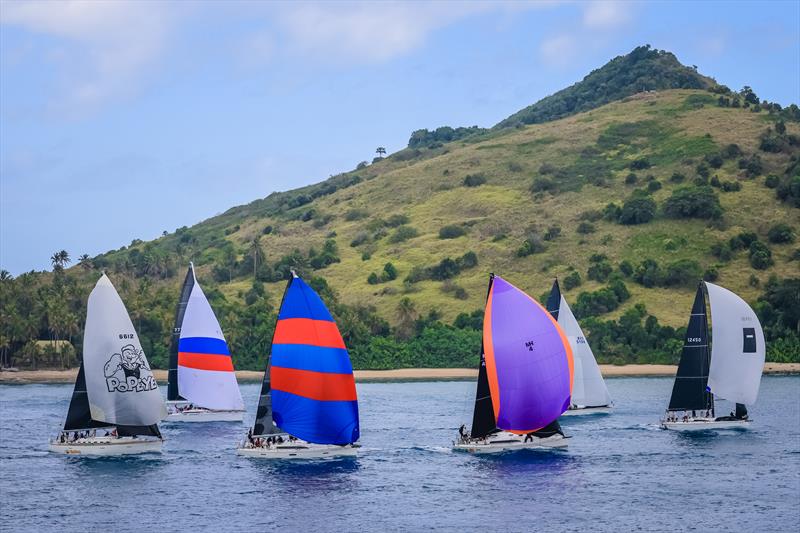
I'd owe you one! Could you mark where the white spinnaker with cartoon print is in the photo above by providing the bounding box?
[83,274,166,426]
[705,282,765,405]
[557,296,612,408]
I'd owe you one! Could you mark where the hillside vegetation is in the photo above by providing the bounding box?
[2,48,799,371]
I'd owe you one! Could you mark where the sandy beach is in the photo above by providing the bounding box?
[0,363,798,384]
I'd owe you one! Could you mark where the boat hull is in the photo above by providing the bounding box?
[236,442,358,459]
[453,431,568,454]
[165,401,244,422]
[661,418,751,431]
[48,436,163,456]
[562,405,612,416]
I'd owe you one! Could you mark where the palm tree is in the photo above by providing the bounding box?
[396,297,418,340]
[0,270,11,281]
[375,147,386,159]
[249,236,264,280]
[58,250,70,267]
[78,254,92,270]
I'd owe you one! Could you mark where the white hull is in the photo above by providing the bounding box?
[237,441,359,459]
[165,401,244,422]
[48,436,163,456]
[562,405,612,416]
[661,417,751,431]
[453,431,568,454]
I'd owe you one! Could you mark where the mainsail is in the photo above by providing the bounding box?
[482,275,573,432]
[253,274,359,445]
[167,265,195,401]
[667,285,713,412]
[705,282,765,405]
[546,280,611,408]
[81,274,166,432]
[175,264,244,411]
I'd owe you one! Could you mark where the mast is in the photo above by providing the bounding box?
[168,264,195,402]
[667,283,713,413]
[470,274,497,439]
[251,275,293,437]
[545,278,561,321]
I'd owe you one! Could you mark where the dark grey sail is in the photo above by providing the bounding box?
[545,279,561,321]
[63,362,161,438]
[167,264,195,402]
[530,419,565,438]
[251,277,292,437]
[470,275,497,439]
[64,363,114,431]
[668,284,713,413]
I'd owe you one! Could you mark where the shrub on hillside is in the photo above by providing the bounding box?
[345,208,369,221]
[439,225,467,239]
[544,226,561,241]
[663,186,723,219]
[563,271,582,290]
[767,223,796,244]
[386,214,410,227]
[388,226,419,243]
[749,242,774,270]
[618,194,656,225]
[587,261,613,282]
[577,221,596,234]
[625,173,638,185]
[647,180,663,192]
[463,173,487,187]
[630,158,651,170]
[765,175,780,188]
[531,177,557,193]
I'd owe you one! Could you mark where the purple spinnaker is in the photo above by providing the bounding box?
[486,276,572,432]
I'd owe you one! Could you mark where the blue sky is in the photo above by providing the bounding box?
[1,0,798,274]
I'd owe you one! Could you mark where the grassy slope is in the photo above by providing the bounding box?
[106,90,798,330]
[90,90,798,332]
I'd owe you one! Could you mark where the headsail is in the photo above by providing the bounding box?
[705,282,765,405]
[167,265,195,401]
[668,285,713,412]
[483,275,573,432]
[176,264,244,411]
[268,274,359,445]
[547,280,612,408]
[83,274,166,428]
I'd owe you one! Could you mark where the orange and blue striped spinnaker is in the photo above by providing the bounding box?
[269,277,359,445]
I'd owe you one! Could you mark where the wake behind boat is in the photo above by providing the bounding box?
[237,272,360,459]
[661,281,764,431]
[454,274,574,453]
[165,263,245,422]
[49,274,166,456]
[546,279,613,416]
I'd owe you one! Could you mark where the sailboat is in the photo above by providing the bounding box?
[237,272,359,459]
[546,279,613,415]
[49,274,167,455]
[454,274,574,453]
[165,263,245,422]
[661,281,765,431]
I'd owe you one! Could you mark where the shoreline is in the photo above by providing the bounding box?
[1,363,798,384]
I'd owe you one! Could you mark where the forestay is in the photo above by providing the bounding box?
[269,275,359,445]
[83,274,166,426]
[705,282,765,405]
[483,275,573,432]
[177,265,244,411]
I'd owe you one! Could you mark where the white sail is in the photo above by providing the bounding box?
[84,274,167,426]
[177,268,244,411]
[558,296,612,407]
[705,282,765,405]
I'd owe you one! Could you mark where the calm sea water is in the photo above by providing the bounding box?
[1,376,798,532]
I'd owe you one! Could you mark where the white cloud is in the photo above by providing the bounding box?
[1,0,171,113]
[583,1,631,30]
[538,34,578,67]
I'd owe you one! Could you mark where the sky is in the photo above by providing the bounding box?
[1,0,798,275]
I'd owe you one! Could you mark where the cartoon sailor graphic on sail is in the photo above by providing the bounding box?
[104,344,157,392]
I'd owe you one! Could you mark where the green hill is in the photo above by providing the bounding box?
[2,48,799,372]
